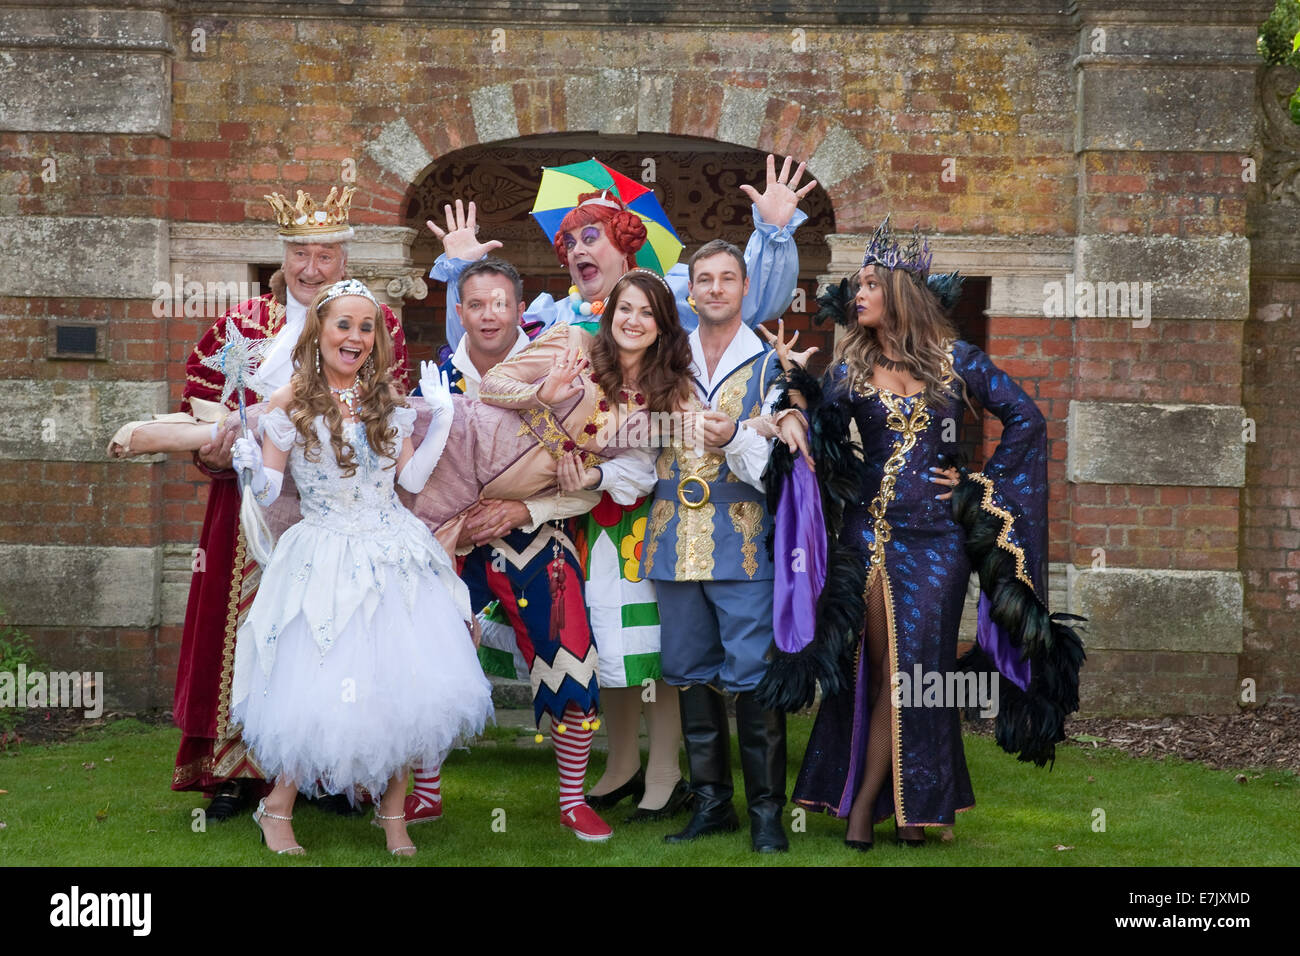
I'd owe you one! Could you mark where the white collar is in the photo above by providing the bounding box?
[285,289,308,325]
[452,326,530,385]
[253,290,310,392]
[689,323,764,400]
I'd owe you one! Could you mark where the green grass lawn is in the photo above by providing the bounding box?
[1,716,1296,866]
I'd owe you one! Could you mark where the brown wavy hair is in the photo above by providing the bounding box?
[289,288,403,475]
[552,190,647,271]
[589,270,692,413]
[833,265,969,411]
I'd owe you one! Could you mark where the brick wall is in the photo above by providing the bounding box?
[1242,275,1300,702]
[1,2,1289,715]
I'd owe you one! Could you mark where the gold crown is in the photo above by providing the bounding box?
[264,186,356,241]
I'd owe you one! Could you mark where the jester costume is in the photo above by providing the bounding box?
[436,330,602,727]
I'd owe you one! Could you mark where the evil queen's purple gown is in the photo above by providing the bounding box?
[780,340,1059,828]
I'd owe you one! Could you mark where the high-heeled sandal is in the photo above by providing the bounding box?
[895,824,925,847]
[374,810,417,857]
[252,798,305,856]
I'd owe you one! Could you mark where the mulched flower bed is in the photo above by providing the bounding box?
[967,701,1300,774]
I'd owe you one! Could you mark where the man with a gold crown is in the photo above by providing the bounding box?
[169,186,410,820]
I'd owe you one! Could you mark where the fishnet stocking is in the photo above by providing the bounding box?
[845,572,894,844]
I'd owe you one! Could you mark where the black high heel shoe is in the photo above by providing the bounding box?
[584,767,645,810]
[844,821,874,852]
[625,778,692,823]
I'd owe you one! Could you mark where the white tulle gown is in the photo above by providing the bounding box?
[231,404,494,803]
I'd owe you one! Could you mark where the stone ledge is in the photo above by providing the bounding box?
[0,544,161,629]
[824,234,1074,280]
[1073,235,1250,321]
[160,542,197,627]
[1076,61,1256,152]
[0,7,170,49]
[1067,400,1246,487]
[4,380,170,463]
[0,216,168,299]
[1068,567,1243,654]
[0,49,169,135]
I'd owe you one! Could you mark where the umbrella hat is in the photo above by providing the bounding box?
[531,157,683,275]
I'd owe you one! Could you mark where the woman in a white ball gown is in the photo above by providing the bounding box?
[229,278,493,857]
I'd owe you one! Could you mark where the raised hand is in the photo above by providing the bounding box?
[536,338,590,407]
[426,199,503,262]
[759,318,819,372]
[419,360,454,421]
[740,155,818,230]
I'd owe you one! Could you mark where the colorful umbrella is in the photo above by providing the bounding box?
[530,158,684,275]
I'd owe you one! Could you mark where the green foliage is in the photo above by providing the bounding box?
[0,604,44,734]
[1259,0,1300,124]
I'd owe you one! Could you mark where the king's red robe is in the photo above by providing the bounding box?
[170,285,409,793]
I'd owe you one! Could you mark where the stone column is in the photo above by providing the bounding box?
[0,3,173,711]
[1066,7,1258,714]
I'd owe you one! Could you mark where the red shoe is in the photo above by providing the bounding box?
[404,793,443,825]
[561,804,613,842]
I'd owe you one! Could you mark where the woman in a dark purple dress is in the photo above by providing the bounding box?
[758,219,1084,848]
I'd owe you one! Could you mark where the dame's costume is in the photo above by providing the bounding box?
[230,406,492,802]
[760,223,1084,830]
[171,188,410,798]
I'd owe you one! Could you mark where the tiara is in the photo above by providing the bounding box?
[622,267,672,292]
[861,215,932,275]
[318,278,380,311]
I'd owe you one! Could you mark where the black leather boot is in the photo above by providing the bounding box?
[735,691,789,853]
[664,685,739,843]
[206,779,252,822]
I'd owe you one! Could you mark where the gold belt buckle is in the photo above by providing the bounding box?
[677,475,710,509]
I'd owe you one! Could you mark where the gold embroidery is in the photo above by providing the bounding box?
[642,498,675,576]
[728,500,762,579]
[518,407,570,461]
[216,525,248,742]
[965,471,1037,593]
[857,342,956,568]
[478,378,542,404]
[716,362,753,420]
[876,566,909,827]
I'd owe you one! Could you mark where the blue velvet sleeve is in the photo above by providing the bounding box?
[953,340,1050,598]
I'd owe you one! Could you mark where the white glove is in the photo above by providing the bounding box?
[420,360,453,421]
[398,366,456,493]
[233,435,283,505]
[232,436,265,488]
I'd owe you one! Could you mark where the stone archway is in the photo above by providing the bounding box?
[390,134,838,361]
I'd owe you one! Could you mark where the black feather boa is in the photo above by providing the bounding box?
[951,472,1087,767]
[756,366,869,712]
